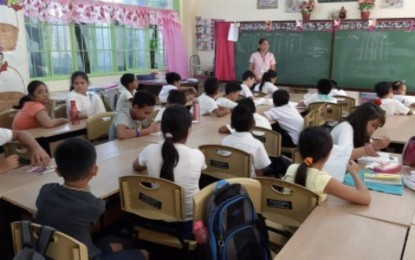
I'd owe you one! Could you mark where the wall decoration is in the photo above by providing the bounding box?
[257,0,278,9]
[196,16,215,51]
[286,0,302,12]
[318,0,354,2]
[381,0,404,8]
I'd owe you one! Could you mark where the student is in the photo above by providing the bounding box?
[158,72,197,103]
[240,70,255,98]
[331,102,390,160]
[215,82,242,109]
[218,98,271,134]
[300,79,337,108]
[133,105,206,238]
[374,81,412,116]
[253,70,278,96]
[264,89,303,147]
[198,77,230,117]
[392,80,415,108]
[154,90,186,122]
[12,81,68,130]
[35,139,148,260]
[116,73,139,112]
[284,127,371,205]
[221,105,271,177]
[108,90,159,140]
[330,80,347,96]
[0,128,50,174]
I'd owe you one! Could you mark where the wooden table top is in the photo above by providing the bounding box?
[374,115,415,144]
[276,207,408,260]
[25,120,87,139]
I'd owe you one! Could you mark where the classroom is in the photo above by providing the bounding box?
[1,0,415,259]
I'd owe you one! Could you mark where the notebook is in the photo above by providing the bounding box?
[343,170,403,196]
[323,145,352,182]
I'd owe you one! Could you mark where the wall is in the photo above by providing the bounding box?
[196,0,415,67]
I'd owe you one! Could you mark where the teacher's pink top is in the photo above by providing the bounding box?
[249,52,276,80]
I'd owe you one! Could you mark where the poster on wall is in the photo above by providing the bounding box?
[257,0,278,9]
[196,16,215,52]
[317,0,354,2]
[0,3,27,93]
[381,0,404,8]
[286,0,302,12]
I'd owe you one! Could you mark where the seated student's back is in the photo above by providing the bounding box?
[154,90,186,122]
[239,70,255,98]
[116,73,138,112]
[392,80,415,108]
[253,70,278,96]
[375,81,412,116]
[303,79,337,108]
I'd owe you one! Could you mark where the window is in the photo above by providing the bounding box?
[25,0,178,79]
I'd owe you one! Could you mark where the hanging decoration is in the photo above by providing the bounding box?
[265,20,272,32]
[368,19,377,31]
[296,20,303,32]
[332,19,341,31]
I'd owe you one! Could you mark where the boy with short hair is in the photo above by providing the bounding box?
[109,90,159,140]
[221,105,271,177]
[302,79,337,108]
[198,77,230,117]
[154,90,186,122]
[375,81,412,116]
[216,82,242,109]
[158,72,197,103]
[392,80,415,108]
[264,89,303,147]
[240,71,255,98]
[35,139,148,260]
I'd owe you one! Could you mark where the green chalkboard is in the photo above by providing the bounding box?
[235,30,332,85]
[332,29,415,91]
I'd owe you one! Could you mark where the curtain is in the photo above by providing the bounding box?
[214,22,235,81]
[160,14,189,78]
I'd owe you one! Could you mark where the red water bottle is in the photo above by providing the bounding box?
[69,100,80,125]
[192,99,200,122]
[193,220,208,244]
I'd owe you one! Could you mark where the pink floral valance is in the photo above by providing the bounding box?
[24,0,180,28]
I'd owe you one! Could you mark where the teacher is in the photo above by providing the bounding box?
[248,38,276,82]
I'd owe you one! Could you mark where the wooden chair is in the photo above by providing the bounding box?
[86,112,116,143]
[0,109,18,128]
[303,109,317,128]
[309,102,342,124]
[100,93,113,112]
[251,127,281,158]
[292,148,303,164]
[199,144,252,179]
[315,103,328,126]
[119,175,197,251]
[254,177,319,235]
[253,91,267,97]
[334,96,356,115]
[11,221,88,260]
[350,106,358,114]
[0,91,23,112]
[54,104,67,119]
[3,142,32,165]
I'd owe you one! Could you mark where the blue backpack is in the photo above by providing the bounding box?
[204,181,271,260]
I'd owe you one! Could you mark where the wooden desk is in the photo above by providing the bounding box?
[374,115,415,144]
[139,80,199,96]
[276,207,408,260]
[403,225,415,260]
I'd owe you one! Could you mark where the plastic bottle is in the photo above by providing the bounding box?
[192,99,200,122]
[69,100,80,125]
[193,220,208,244]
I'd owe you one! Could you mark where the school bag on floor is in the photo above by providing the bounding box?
[204,181,271,260]
[13,221,55,260]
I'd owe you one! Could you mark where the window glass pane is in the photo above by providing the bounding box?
[25,19,49,77]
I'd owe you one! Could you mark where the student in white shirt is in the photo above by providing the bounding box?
[218,98,271,134]
[285,127,370,205]
[264,90,303,147]
[154,90,186,122]
[216,82,241,109]
[331,102,390,160]
[330,80,347,96]
[199,77,230,117]
[116,73,138,112]
[374,81,412,116]
[133,105,206,238]
[253,70,278,96]
[0,128,50,174]
[300,79,337,108]
[221,105,271,177]
[392,80,415,108]
[66,71,106,119]
[240,71,255,98]
[158,72,197,103]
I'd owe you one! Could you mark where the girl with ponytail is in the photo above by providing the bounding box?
[12,81,68,130]
[284,127,371,205]
[133,105,206,237]
[253,70,278,96]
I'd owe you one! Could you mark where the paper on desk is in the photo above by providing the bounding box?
[227,23,239,42]
[254,98,265,106]
[357,152,397,165]
[323,145,352,182]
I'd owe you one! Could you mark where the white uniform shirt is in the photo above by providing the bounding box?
[264,104,304,145]
[66,91,106,117]
[240,84,254,98]
[393,95,415,108]
[199,93,218,116]
[226,113,272,134]
[253,82,278,96]
[380,98,410,116]
[330,89,347,96]
[0,128,13,145]
[331,121,354,148]
[303,93,337,107]
[158,85,178,103]
[154,107,165,122]
[116,88,136,112]
[138,143,206,220]
[221,132,271,177]
[216,97,237,109]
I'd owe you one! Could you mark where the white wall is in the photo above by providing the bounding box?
[196,0,415,67]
